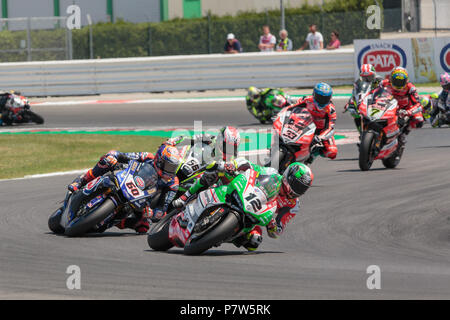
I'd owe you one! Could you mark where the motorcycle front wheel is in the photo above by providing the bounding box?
[147,209,179,251]
[359,131,376,171]
[64,198,116,237]
[183,212,240,256]
[25,110,44,124]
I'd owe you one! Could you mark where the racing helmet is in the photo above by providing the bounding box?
[257,168,283,202]
[419,96,430,109]
[281,162,314,198]
[313,82,333,109]
[390,67,409,90]
[247,86,261,101]
[360,64,376,82]
[271,94,287,108]
[440,72,450,91]
[215,126,241,161]
[154,144,182,180]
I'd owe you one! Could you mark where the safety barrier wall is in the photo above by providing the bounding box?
[0,49,355,97]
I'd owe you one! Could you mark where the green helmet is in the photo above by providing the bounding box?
[257,170,283,201]
[282,162,313,198]
[247,86,261,101]
[420,96,430,108]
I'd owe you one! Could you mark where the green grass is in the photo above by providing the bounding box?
[0,134,166,179]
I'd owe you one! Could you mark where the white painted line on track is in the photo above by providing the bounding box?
[31,96,349,106]
[0,169,89,183]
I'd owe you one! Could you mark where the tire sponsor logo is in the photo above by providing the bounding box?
[439,43,450,72]
[357,43,407,73]
[134,176,145,190]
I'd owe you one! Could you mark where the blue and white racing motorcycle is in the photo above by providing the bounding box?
[48,160,161,237]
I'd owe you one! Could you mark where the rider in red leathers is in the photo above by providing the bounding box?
[287,82,338,160]
[381,67,424,129]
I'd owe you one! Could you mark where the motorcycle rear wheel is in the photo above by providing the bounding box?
[183,212,239,256]
[382,152,401,169]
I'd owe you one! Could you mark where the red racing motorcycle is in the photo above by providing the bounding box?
[358,86,405,171]
[267,105,317,173]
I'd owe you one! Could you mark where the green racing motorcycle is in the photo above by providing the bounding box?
[147,167,280,255]
[246,87,295,124]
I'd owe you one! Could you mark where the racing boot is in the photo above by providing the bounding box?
[67,169,95,192]
[232,226,263,252]
[116,216,150,234]
[430,116,439,128]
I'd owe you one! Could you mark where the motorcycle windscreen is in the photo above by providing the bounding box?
[120,162,158,201]
[281,107,315,144]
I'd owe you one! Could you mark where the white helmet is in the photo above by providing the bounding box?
[215,126,241,161]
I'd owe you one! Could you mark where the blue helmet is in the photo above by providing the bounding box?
[313,82,332,108]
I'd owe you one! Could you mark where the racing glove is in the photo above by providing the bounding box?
[149,208,166,222]
[266,219,280,239]
[172,191,192,208]
[398,109,411,118]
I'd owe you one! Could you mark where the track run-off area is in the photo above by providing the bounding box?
[0,96,449,299]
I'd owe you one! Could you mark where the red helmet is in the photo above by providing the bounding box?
[360,64,376,82]
[215,126,241,161]
[154,145,181,181]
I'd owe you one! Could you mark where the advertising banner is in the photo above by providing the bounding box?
[354,37,450,83]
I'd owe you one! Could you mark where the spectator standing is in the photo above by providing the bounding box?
[297,24,323,51]
[276,29,293,51]
[258,25,276,52]
[224,33,242,54]
[326,30,341,50]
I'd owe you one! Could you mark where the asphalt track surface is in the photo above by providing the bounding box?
[1,100,450,299]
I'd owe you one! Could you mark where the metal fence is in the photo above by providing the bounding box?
[0,16,72,62]
[0,3,448,63]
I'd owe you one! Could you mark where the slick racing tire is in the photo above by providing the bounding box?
[48,208,65,234]
[382,152,401,169]
[26,111,44,124]
[183,212,240,256]
[359,131,376,171]
[64,198,116,237]
[147,209,179,251]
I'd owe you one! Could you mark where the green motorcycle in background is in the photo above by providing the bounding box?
[246,87,295,124]
[147,167,280,255]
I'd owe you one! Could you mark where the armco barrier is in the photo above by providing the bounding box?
[0,49,354,97]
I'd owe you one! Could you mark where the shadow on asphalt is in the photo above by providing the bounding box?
[332,158,359,161]
[419,145,450,149]
[45,231,143,238]
[336,167,404,173]
[144,249,284,256]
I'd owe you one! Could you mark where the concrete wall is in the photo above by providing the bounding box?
[3,0,161,26]
[420,0,450,29]
[167,0,321,19]
[114,0,160,23]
